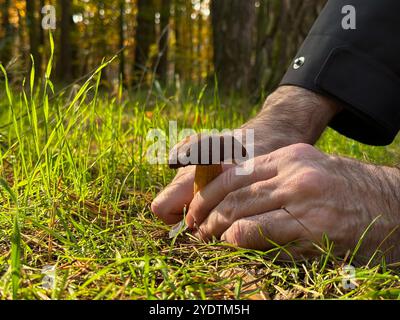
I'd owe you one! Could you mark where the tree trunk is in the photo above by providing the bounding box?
[26,0,41,71]
[0,0,13,65]
[98,0,107,60]
[197,0,203,84]
[173,0,183,80]
[185,0,193,81]
[134,0,156,84]
[211,0,256,93]
[57,0,72,81]
[39,0,46,74]
[252,0,327,95]
[119,0,125,84]
[156,0,171,84]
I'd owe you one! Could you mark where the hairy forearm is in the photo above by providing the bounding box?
[366,164,400,262]
[242,86,342,156]
[331,156,400,263]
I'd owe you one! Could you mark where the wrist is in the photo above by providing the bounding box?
[242,86,342,156]
[266,86,342,139]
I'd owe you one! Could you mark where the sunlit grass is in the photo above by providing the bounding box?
[0,45,400,299]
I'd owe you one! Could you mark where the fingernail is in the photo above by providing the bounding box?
[186,213,194,228]
[221,232,227,242]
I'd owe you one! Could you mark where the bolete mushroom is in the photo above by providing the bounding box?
[169,134,248,194]
[167,133,247,238]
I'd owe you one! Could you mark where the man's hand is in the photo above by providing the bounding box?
[152,86,341,225]
[187,144,400,262]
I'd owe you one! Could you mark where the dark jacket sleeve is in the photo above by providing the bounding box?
[280,0,400,145]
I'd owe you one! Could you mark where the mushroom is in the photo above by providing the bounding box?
[167,133,247,238]
[169,134,248,194]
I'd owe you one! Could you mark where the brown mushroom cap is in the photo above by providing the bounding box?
[168,134,248,169]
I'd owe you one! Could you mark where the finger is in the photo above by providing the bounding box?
[152,163,235,225]
[195,178,284,240]
[220,209,306,251]
[187,155,278,228]
[151,166,195,225]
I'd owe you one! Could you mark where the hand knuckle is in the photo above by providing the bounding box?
[294,169,323,192]
[257,154,273,166]
[219,197,235,220]
[287,143,315,160]
[225,190,240,203]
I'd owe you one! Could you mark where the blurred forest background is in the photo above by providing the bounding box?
[0,0,326,97]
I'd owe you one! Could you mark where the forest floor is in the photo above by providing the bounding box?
[1,61,400,299]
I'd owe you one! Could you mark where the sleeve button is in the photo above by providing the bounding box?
[293,57,305,70]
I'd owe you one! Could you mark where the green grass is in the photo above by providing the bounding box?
[0,53,400,300]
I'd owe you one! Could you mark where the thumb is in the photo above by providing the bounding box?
[151,166,195,225]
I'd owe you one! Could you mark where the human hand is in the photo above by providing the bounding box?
[187,144,400,262]
[152,86,341,225]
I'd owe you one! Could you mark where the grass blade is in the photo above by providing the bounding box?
[0,178,21,299]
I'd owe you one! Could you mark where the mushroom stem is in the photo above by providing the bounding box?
[194,164,223,194]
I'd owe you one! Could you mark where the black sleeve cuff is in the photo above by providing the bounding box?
[280,36,400,146]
